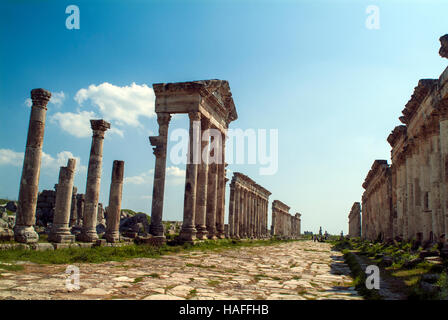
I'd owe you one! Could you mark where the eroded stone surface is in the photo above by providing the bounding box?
[0,241,362,300]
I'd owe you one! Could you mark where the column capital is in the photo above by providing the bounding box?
[157,112,172,126]
[31,88,51,106]
[90,119,111,131]
[188,111,201,121]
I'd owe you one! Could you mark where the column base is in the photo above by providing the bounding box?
[195,226,208,240]
[149,224,164,237]
[76,230,98,243]
[105,232,121,243]
[48,233,75,243]
[14,226,39,243]
[179,227,197,243]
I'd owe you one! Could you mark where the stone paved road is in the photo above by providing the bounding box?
[0,240,362,300]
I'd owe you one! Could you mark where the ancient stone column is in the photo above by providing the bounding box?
[69,187,78,227]
[49,159,77,243]
[149,113,171,238]
[228,182,235,238]
[216,134,227,239]
[247,191,252,238]
[76,194,85,226]
[234,186,240,239]
[195,118,210,240]
[179,112,201,242]
[78,119,110,242]
[430,134,442,239]
[256,195,260,238]
[206,129,220,239]
[440,117,448,244]
[405,149,414,240]
[243,189,249,238]
[14,88,51,243]
[105,160,124,243]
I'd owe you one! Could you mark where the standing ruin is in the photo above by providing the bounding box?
[358,35,448,244]
[49,159,77,243]
[271,200,301,239]
[105,160,125,243]
[149,80,237,243]
[78,119,110,242]
[14,88,51,243]
[348,202,361,238]
[228,172,271,239]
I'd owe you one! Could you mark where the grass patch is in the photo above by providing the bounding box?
[342,251,382,300]
[0,263,24,272]
[186,289,197,299]
[333,238,448,300]
[0,238,298,265]
[207,280,220,287]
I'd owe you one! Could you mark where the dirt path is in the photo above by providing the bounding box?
[0,240,362,300]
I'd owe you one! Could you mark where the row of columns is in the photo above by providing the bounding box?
[228,172,271,239]
[149,112,228,242]
[271,200,301,239]
[13,88,125,243]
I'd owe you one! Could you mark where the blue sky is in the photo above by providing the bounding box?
[0,0,447,234]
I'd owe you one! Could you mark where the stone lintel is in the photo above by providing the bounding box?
[362,160,389,190]
[272,200,290,213]
[400,79,437,125]
[387,125,407,147]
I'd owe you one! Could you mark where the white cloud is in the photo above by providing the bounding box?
[0,149,24,166]
[24,91,65,108]
[41,151,87,175]
[124,166,185,186]
[74,82,156,128]
[0,148,86,175]
[49,91,65,107]
[24,98,32,108]
[50,110,96,138]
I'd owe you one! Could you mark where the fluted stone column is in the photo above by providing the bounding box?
[105,160,124,243]
[49,159,77,243]
[78,119,110,242]
[14,88,51,243]
[69,187,78,227]
[195,118,210,240]
[149,113,172,238]
[179,112,201,242]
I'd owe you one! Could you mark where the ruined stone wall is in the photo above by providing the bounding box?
[360,35,448,244]
[361,160,393,241]
[271,200,300,239]
[348,202,361,238]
